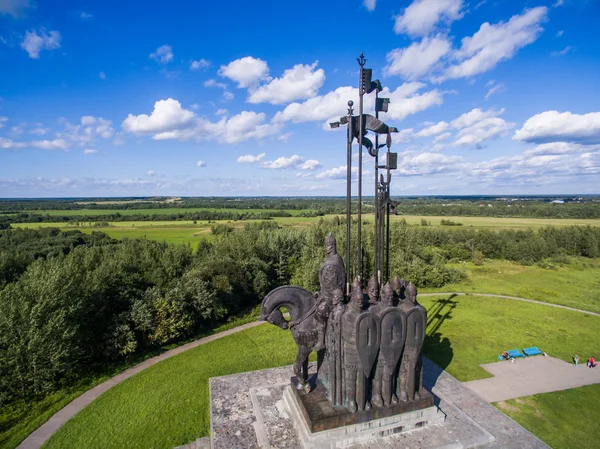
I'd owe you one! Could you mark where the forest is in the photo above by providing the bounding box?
[1,218,599,409]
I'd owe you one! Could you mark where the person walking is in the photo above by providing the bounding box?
[575,355,579,367]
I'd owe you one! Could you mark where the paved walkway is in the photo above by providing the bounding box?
[420,292,600,317]
[17,320,264,449]
[464,356,600,403]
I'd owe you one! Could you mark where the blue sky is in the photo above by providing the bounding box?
[1,0,599,197]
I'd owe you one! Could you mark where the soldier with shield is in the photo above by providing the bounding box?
[371,282,405,407]
[397,282,427,402]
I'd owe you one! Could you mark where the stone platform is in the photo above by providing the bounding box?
[209,358,550,448]
[289,376,436,433]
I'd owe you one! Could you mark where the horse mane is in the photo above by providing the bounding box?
[260,285,315,322]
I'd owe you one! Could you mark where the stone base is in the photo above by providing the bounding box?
[284,385,445,448]
[290,376,435,433]
[209,359,550,449]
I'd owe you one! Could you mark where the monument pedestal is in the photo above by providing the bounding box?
[208,360,550,449]
[284,382,445,448]
[289,376,436,432]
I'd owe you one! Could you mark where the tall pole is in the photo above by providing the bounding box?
[385,142,392,282]
[357,53,366,281]
[374,90,379,284]
[346,100,353,295]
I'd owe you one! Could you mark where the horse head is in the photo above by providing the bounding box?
[264,308,289,330]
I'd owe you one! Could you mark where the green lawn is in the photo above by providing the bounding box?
[495,385,600,449]
[42,294,600,449]
[424,258,600,313]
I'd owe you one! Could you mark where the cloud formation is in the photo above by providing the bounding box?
[149,45,173,64]
[385,36,451,80]
[218,56,269,89]
[394,0,464,37]
[514,111,600,145]
[248,61,325,104]
[21,29,61,58]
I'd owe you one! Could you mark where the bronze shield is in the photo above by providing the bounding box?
[380,308,406,369]
[356,312,380,377]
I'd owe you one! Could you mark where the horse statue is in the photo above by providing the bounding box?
[259,285,326,392]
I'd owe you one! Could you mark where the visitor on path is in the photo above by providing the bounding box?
[587,356,597,368]
[574,355,579,366]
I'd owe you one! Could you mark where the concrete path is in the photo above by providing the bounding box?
[464,356,600,403]
[17,320,264,449]
[420,292,600,317]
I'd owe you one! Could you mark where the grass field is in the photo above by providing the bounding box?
[495,385,600,449]
[11,214,600,251]
[42,294,600,449]
[424,258,600,313]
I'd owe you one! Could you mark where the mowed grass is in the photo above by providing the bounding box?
[43,295,600,449]
[43,324,300,449]
[495,385,600,449]
[424,258,600,313]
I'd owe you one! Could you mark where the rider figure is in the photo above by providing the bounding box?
[314,233,345,351]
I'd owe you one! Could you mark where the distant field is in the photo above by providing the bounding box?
[11,214,600,250]
[15,208,317,216]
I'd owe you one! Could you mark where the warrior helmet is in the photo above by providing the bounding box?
[350,277,363,307]
[406,282,418,303]
[324,233,337,248]
[382,282,394,305]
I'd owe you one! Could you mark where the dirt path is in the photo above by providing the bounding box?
[16,321,264,449]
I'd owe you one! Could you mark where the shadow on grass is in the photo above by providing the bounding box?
[423,294,457,396]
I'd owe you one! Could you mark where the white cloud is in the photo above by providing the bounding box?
[84,149,98,154]
[147,170,157,177]
[80,12,93,19]
[0,0,31,17]
[453,117,513,147]
[216,108,227,116]
[555,30,564,37]
[397,151,462,176]
[99,72,106,79]
[190,59,210,70]
[524,142,593,157]
[485,82,506,100]
[274,82,443,124]
[299,159,321,170]
[31,139,70,150]
[149,45,173,64]
[451,108,504,129]
[29,127,49,135]
[237,153,266,163]
[317,166,357,180]
[414,121,449,137]
[393,0,464,37]
[385,36,451,80]
[21,29,61,59]
[248,61,325,104]
[433,132,451,143]
[364,0,376,11]
[551,46,573,56]
[441,7,548,80]
[259,155,321,170]
[0,116,7,128]
[122,98,196,134]
[553,0,564,7]
[123,100,282,144]
[218,56,269,89]
[514,110,600,145]
[196,160,206,167]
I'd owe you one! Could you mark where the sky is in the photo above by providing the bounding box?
[0,0,599,198]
